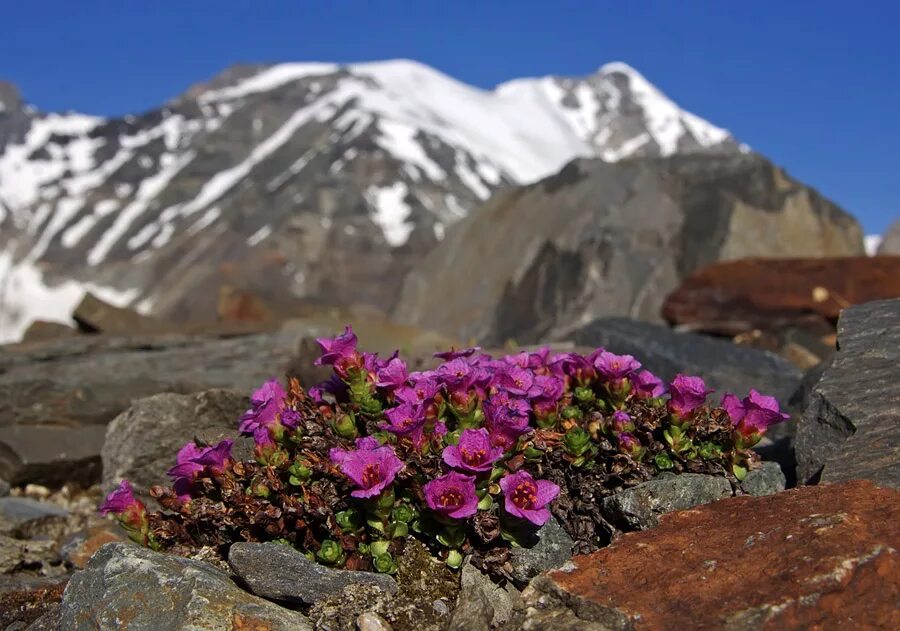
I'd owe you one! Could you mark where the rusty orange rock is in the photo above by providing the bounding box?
[661,256,900,335]
[524,480,900,630]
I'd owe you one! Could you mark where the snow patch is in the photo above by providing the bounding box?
[864,234,883,256]
[366,182,414,247]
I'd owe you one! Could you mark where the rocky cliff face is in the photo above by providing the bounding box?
[0,61,739,343]
[394,152,864,343]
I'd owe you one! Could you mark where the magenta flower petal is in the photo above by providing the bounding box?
[335,445,404,498]
[593,351,642,382]
[633,370,665,398]
[442,428,504,473]
[500,471,559,526]
[667,374,713,417]
[239,378,287,437]
[424,471,478,519]
[720,393,746,424]
[99,480,143,516]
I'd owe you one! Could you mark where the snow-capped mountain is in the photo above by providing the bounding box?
[0,60,739,342]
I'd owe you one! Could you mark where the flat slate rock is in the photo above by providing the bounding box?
[572,317,801,403]
[795,298,900,487]
[523,480,900,630]
[228,541,398,606]
[58,542,311,630]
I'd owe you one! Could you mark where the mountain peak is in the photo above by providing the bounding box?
[0,81,22,113]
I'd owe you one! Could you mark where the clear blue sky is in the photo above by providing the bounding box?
[2,1,897,234]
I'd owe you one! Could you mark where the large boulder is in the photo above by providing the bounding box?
[395,153,864,344]
[795,298,900,487]
[571,317,801,403]
[56,542,311,630]
[661,256,900,335]
[522,480,900,630]
[101,389,252,498]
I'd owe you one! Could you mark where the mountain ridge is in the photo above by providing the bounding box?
[0,59,742,342]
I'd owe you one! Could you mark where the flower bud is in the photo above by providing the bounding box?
[288,460,312,481]
[373,552,397,574]
[336,509,363,532]
[332,413,359,440]
[654,453,674,471]
[445,550,464,569]
[391,504,415,524]
[561,406,582,421]
[574,386,595,403]
[316,540,345,565]
[564,427,591,457]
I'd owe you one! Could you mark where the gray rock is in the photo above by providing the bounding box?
[449,559,523,631]
[0,330,302,488]
[228,541,398,606]
[508,518,575,586]
[572,318,801,404]
[58,542,310,630]
[740,462,786,496]
[395,153,863,344]
[795,298,900,487]
[600,473,732,530]
[25,605,61,631]
[101,389,252,499]
[0,535,59,574]
[0,498,68,529]
[0,478,9,497]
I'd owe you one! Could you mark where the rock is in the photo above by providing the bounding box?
[523,480,900,630]
[59,526,124,569]
[0,478,9,497]
[0,426,106,488]
[395,153,864,344]
[739,461,785,496]
[571,317,801,403]
[356,611,394,631]
[101,389,252,499]
[21,321,77,343]
[0,575,68,629]
[217,285,271,323]
[877,220,900,254]
[0,330,302,488]
[58,542,311,630]
[508,518,575,586]
[25,604,60,631]
[661,256,900,336]
[228,541,398,606]
[0,535,59,574]
[599,473,732,531]
[448,559,523,631]
[0,498,68,530]
[795,298,900,487]
[72,293,166,335]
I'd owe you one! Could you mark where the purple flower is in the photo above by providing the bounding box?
[99,480,142,516]
[331,444,404,498]
[380,402,426,437]
[593,351,642,382]
[239,379,287,437]
[617,432,640,452]
[667,374,713,417]
[532,374,565,402]
[728,390,789,436]
[375,357,409,391]
[499,471,559,526]
[633,370,666,399]
[611,410,634,432]
[434,346,481,361]
[437,358,475,390]
[484,391,531,448]
[720,393,745,423]
[424,472,478,519]
[395,374,439,405]
[280,408,301,430]
[314,325,359,367]
[329,436,383,466]
[443,428,504,473]
[497,365,535,397]
[167,439,233,499]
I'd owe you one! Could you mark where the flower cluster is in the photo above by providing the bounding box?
[100,326,787,577]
